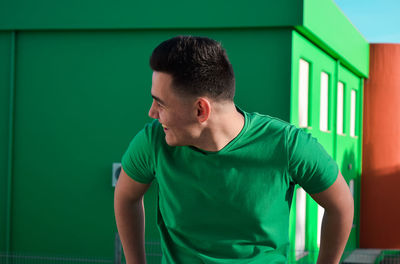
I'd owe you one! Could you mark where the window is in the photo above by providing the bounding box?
[320,72,329,132]
[295,187,307,258]
[317,205,324,247]
[337,82,344,134]
[299,59,310,128]
[350,90,356,137]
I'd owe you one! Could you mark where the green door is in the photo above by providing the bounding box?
[290,31,364,262]
[336,64,363,252]
[290,30,344,263]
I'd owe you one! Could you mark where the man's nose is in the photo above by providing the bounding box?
[148,102,159,119]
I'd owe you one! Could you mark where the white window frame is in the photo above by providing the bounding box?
[320,72,329,132]
[298,59,310,128]
[337,82,344,135]
[350,90,357,137]
[317,205,325,248]
[295,187,307,259]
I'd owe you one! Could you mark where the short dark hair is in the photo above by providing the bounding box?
[150,35,235,101]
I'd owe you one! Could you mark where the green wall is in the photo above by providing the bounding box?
[0,0,368,78]
[0,0,302,30]
[0,29,293,261]
[10,30,154,258]
[0,32,12,253]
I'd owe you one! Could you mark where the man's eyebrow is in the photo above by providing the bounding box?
[152,95,166,106]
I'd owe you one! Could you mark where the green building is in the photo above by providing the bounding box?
[0,0,368,263]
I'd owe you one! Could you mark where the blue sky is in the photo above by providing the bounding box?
[333,0,400,43]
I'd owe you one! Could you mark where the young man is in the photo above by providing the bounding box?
[114,36,354,264]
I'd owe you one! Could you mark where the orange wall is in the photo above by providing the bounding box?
[361,44,400,248]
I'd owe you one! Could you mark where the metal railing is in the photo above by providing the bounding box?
[1,249,398,264]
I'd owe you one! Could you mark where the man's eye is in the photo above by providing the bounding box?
[153,99,162,108]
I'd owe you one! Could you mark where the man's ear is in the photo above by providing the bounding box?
[196,98,211,123]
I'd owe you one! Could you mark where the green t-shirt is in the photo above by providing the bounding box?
[122,110,338,264]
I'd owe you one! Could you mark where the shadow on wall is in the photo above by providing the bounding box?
[340,149,357,183]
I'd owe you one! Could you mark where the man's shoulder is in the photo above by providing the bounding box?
[126,119,164,151]
[140,119,164,139]
[144,119,162,130]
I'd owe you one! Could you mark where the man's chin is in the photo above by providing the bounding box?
[165,141,177,147]
[164,137,186,147]
[164,136,177,146]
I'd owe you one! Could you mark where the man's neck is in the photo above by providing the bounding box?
[193,104,245,152]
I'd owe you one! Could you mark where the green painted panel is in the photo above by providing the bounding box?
[9,29,293,261]
[301,0,369,77]
[0,31,11,252]
[11,31,157,258]
[0,0,302,30]
[224,29,293,121]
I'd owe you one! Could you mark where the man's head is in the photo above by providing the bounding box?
[149,35,235,101]
[148,36,237,148]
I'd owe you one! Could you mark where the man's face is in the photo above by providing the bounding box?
[148,71,199,146]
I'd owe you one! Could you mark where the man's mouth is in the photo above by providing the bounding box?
[161,124,168,131]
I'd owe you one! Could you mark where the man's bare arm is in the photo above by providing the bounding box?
[114,168,151,264]
[310,171,354,264]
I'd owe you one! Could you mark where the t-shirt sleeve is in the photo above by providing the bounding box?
[286,126,338,194]
[121,125,155,184]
